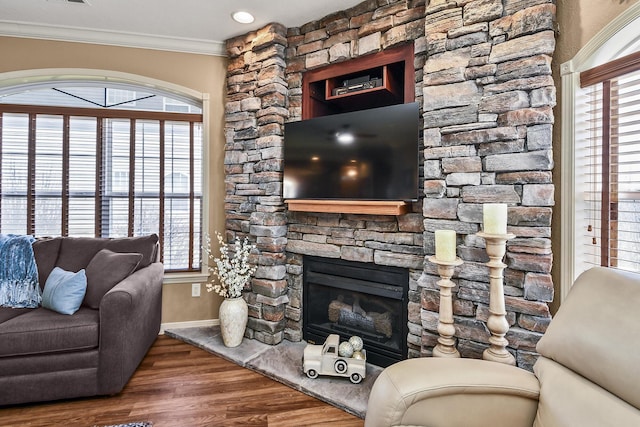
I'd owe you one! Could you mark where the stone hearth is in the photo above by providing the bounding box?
[224,0,555,370]
[165,326,381,419]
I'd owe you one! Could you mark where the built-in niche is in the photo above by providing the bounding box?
[302,44,414,119]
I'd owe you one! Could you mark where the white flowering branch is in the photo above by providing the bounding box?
[204,232,257,299]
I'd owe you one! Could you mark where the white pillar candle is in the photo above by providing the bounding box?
[435,230,457,262]
[483,203,508,235]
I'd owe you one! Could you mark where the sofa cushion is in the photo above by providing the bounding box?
[55,234,158,273]
[533,356,640,427]
[0,348,99,376]
[0,306,32,324]
[84,249,142,309]
[32,237,63,289]
[102,235,158,269]
[0,307,99,357]
[42,267,87,315]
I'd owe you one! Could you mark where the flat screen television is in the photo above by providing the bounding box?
[283,102,419,201]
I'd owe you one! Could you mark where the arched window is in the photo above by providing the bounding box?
[0,71,207,273]
[561,3,640,298]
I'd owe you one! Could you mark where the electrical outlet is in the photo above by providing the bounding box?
[191,283,201,297]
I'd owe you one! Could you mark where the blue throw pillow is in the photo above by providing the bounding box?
[42,267,87,315]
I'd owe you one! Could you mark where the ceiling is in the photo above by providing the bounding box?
[0,0,363,56]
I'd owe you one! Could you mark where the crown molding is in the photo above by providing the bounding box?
[0,20,226,57]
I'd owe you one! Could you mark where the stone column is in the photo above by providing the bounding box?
[225,24,290,345]
[420,1,557,369]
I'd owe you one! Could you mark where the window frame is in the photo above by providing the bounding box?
[0,69,211,283]
[561,3,640,300]
[578,59,640,272]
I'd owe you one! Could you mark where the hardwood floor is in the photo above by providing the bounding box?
[0,336,364,427]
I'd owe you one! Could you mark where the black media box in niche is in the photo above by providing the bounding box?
[332,76,383,96]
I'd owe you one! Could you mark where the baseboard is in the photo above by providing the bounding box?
[159,319,219,335]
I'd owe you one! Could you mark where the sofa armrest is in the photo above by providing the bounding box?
[364,358,540,427]
[97,261,164,394]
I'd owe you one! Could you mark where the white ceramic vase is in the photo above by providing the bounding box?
[219,296,248,347]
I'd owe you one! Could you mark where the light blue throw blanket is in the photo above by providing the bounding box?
[0,234,41,308]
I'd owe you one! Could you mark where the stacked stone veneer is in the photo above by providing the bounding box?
[224,0,556,370]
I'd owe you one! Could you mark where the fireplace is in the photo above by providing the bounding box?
[303,256,408,367]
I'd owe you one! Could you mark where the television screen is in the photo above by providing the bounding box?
[283,102,419,201]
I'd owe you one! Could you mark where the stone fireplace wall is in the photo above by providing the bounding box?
[224,0,556,370]
[283,0,428,355]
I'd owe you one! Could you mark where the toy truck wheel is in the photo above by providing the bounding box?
[334,359,348,374]
[306,369,318,379]
[350,373,362,384]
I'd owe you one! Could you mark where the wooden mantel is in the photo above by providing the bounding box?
[285,200,410,215]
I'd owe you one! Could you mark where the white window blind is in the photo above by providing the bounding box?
[68,116,98,236]
[578,58,640,273]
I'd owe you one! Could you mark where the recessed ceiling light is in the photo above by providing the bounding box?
[232,11,255,24]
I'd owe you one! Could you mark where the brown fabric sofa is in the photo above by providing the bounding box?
[0,235,163,406]
[365,267,640,427]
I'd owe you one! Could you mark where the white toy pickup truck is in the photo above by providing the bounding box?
[302,334,366,384]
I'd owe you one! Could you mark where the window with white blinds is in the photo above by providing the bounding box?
[577,51,640,273]
[0,105,203,272]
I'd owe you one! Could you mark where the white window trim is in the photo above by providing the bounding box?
[0,68,211,283]
[561,3,640,301]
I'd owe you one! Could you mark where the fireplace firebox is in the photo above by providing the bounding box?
[303,256,408,367]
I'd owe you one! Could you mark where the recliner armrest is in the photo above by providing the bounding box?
[365,358,540,427]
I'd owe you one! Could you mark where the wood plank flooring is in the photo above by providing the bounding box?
[0,336,364,427]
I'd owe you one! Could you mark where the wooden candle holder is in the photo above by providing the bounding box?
[476,231,516,365]
[428,256,464,358]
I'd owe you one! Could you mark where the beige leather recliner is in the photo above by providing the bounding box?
[365,267,640,427]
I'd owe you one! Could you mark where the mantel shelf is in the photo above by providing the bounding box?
[285,200,410,215]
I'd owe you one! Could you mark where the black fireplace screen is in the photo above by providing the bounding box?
[303,256,408,367]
